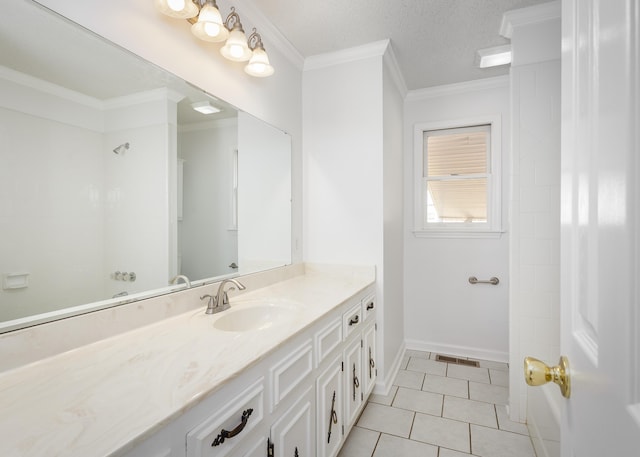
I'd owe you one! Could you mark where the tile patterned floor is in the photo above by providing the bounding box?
[338,350,536,457]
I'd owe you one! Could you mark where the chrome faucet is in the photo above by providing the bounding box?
[201,278,246,314]
[170,274,191,289]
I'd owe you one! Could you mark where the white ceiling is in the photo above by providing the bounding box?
[245,0,549,90]
[1,0,549,108]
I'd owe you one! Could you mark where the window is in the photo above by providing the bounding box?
[414,117,502,238]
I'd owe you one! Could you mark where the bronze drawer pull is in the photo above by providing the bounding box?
[349,315,359,326]
[366,302,374,310]
[211,408,253,446]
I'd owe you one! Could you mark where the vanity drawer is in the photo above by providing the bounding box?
[343,302,362,340]
[187,378,264,457]
[270,340,312,412]
[362,294,376,322]
[315,318,342,366]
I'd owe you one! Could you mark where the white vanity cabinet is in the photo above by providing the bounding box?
[269,387,313,457]
[121,286,375,457]
[315,292,378,456]
[316,354,344,457]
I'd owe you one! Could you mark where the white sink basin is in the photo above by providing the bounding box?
[213,302,298,332]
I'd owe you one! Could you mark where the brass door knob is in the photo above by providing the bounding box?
[523,356,571,398]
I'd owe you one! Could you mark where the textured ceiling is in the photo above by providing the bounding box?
[246,0,549,89]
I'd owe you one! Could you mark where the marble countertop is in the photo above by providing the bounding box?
[0,264,375,457]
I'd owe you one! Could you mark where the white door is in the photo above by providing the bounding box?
[561,0,639,455]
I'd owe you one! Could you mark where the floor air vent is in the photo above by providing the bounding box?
[435,354,480,367]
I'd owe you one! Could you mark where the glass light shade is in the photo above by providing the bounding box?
[245,48,274,77]
[220,28,252,62]
[191,3,229,42]
[153,0,198,19]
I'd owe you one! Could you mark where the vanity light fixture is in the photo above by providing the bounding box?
[154,0,274,76]
[219,8,251,62]
[245,29,274,77]
[191,0,228,42]
[153,0,198,19]
[476,44,512,68]
[191,100,221,114]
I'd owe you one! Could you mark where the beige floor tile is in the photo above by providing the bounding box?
[489,369,509,387]
[368,385,398,406]
[356,403,414,438]
[373,433,438,457]
[338,426,379,457]
[443,396,497,428]
[470,425,536,457]
[343,356,530,457]
[392,387,443,416]
[410,413,471,453]
[474,359,509,371]
[469,381,508,405]
[495,405,529,435]
[400,355,409,370]
[406,357,448,376]
[447,364,491,383]
[405,349,431,359]
[422,374,469,398]
[393,369,425,389]
[439,449,477,457]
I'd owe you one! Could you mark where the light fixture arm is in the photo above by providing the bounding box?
[224,7,243,32]
[247,28,264,51]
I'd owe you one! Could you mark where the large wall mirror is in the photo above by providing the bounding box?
[0,0,292,332]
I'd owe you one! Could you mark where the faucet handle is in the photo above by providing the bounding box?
[201,294,218,314]
[221,289,235,305]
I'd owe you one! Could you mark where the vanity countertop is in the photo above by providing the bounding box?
[0,264,375,457]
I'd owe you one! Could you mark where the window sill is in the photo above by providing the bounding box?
[412,229,504,239]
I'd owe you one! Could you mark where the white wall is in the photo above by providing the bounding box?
[403,78,511,362]
[0,73,177,319]
[36,0,304,266]
[238,111,292,273]
[303,41,405,392]
[102,92,178,298]
[0,103,104,320]
[504,4,561,455]
[179,119,238,279]
[381,57,406,386]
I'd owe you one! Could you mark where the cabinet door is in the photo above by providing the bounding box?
[270,387,313,457]
[362,322,377,397]
[316,355,343,457]
[343,337,363,429]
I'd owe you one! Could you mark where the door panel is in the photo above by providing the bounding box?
[561,0,640,455]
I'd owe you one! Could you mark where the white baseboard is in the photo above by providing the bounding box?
[405,339,508,363]
[372,340,406,396]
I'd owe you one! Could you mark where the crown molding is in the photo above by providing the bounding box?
[0,64,102,109]
[383,41,408,97]
[406,75,509,101]
[500,1,561,39]
[234,0,305,70]
[303,39,390,71]
[102,88,185,109]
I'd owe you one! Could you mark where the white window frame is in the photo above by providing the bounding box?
[413,115,503,239]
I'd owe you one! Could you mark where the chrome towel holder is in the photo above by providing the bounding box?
[468,276,499,285]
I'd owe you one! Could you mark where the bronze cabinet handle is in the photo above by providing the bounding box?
[349,315,359,326]
[211,408,253,446]
[369,347,375,378]
[353,363,360,400]
[328,390,338,443]
[366,302,374,310]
